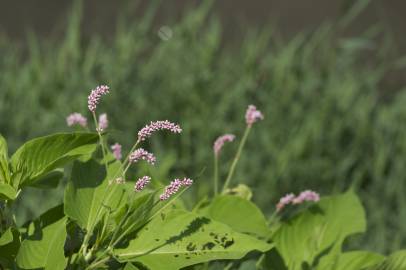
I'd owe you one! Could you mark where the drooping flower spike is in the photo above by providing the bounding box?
[292,190,320,204]
[276,190,320,212]
[213,134,236,157]
[111,143,122,160]
[138,120,182,141]
[98,113,108,132]
[245,105,264,126]
[88,85,110,112]
[134,176,151,192]
[66,113,87,128]
[129,148,156,165]
[159,178,193,200]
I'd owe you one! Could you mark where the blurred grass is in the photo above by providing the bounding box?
[0,0,406,253]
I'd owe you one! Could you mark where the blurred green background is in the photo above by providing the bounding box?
[1,0,406,254]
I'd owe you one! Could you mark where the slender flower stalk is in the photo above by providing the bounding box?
[66,113,87,128]
[134,176,151,192]
[129,148,156,165]
[222,105,263,193]
[97,113,108,132]
[111,143,122,160]
[213,134,235,195]
[138,120,182,141]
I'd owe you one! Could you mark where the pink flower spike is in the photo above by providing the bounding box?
[97,113,108,132]
[111,143,122,160]
[138,120,182,141]
[66,113,87,128]
[213,134,235,156]
[129,148,156,165]
[159,177,193,201]
[292,190,320,205]
[276,193,295,212]
[134,176,151,192]
[245,105,264,126]
[88,85,110,112]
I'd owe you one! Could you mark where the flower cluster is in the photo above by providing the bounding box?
[111,143,122,160]
[88,85,110,112]
[129,148,156,165]
[159,178,193,200]
[276,190,320,212]
[66,113,87,128]
[138,120,182,141]
[213,134,235,156]
[134,176,151,192]
[97,113,108,132]
[245,105,264,126]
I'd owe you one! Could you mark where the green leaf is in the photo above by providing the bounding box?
[124,263,140,270]
[0,134,11,184]
[114,210,272,269]
[0,228,13,246]
[0,183,17,200]
[16,217,67,270]
[10,132,99,187]
[64,159,126,232]
[30,169,64,189]
[0,228,20,268]
[272,191,366,270]
[199,195,271,239]
[366,250,406,270]
[317,251,385,270]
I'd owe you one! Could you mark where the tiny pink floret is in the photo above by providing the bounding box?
[292,190,320,204]
[88,85,110,112]
[245,105,264,126]
[134,176,151,192]
[159,178,193,200]
[213,134,235,156]
[111,143,122,160]
[129,148,156,165]
[138,120,182,141]
[276,193,295,212]
[66,113,87,128]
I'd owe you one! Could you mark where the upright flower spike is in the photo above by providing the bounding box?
[213,134,236,157]
[159,177,193,200]
[292,190,320,204]
[134,176,151,192]
[129,148,156,165]
[245,105,264,126]
[98,113,108,131]
[66,113,87,128]
[276,193,295,212]
[88,85,110,112]
[138,120,182,141]
[111,143,122,160]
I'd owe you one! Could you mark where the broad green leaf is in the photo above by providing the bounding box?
[317,251,385,270]
[366,250,406,270]
[272,191,366,270]
[0,228,13,246]
[257,248,288,270]
[0,183,17,200]
[0,228,20,267]
[199,195,271,239]
[16,217,67,270]
[114,210,272,269]
[10,132,99,187]
[30,169,64,189]
[124,263,140,270]
[0,134,10,184]
[64,159,126,232]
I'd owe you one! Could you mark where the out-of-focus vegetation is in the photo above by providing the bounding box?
[0,0,405,254]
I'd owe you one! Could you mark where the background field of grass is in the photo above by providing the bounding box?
[0,1,405,254]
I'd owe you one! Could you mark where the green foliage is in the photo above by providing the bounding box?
[114,210,272,269]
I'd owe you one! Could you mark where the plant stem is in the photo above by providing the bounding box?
[86,257,110,270]
[213,154,219,196]
[222,125,251,193]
